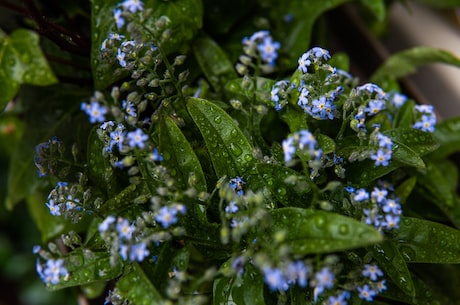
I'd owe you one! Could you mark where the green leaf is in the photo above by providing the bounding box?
[257,163,311,207]
[392,99,415,129]
[0,29,57,111]
[316,134,336,155]
[371,47,460,84]
[382,128,439,157]
[116,262,163,303]
[47,249,122,291]
[429,116,460,159]
[413,160,454,207]
[213,262,264,305]
[268,208,382,254]
[186,97,255,178]
[192,34,237,94]
[395,176,417,204]
[159,116,206,192]
[359,0,386,21]
[370,241,415,297]
[91,0,203,89]
[101,182,150,214]
[269,0,352,68]
[87,127,121,198]
[394,217,460,263]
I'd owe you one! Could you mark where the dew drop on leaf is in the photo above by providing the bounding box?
[399,245,417,262]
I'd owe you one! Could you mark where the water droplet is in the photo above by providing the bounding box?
[399,245,416,262]
[314,215,326,228]
[402,218,412,226]
[267,179,273,186]
[229,143,242,156]
[277,188,286,196]
[163,151,171,161]
[230,129,238,137]
[338,224,349,234]
[244,154,253,162]
[214,116,222,124]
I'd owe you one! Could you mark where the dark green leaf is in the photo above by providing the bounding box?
[359,0,386,21]
[101,182,150,214]
[392,100,415,129]
[186,97,255,178]
[0,29,57,111]
[256,163,311,207]
[371,47,460,84]
[394,217,460,263]
[316,134,336,155]
[395,176,417,204]
[269,208,382,254]
[116,262,163,303]
[413,160,455,207]
[213,262,264,305]
[280,106,308,133]
[159,116,206,192]
[429,116,460,159]
[193,34,237,93]
[47,248,122,291]
[370,241,415,297]
[87,127,121,198]
[382,128,439,157]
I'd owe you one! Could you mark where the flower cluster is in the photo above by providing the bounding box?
[413,104,436,132]
[358,264,386,302]
[270,80,293,111]
[370,127,394,167]
[99,216,151,262]
[297,47,332,74]
[113,0,144,29]
[36,258,69,285]
[348,181,402,231]
[237,30,280,74]
[45,181,84,219]
[34,136,63,177]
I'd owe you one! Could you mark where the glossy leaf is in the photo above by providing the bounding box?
[394,176,417,204]
[370,241,415,297]
[87,127,121,198]
[91,0,203,89]
[159,116,206,192]
[394,217,460,263]
[257,163,311,207]
[213,262,264,305]
[382,128,439,157]
[186,97,255,178]
[268,208,383,254]
[116,262,163,303]
[47,248,122,291]
[0,29,57,111]
[371,47,460,84]
[413,160,455,207]
[392,99,415,129]
[101,182,150,214]
[429,116,460,159]
[193,34,237,93]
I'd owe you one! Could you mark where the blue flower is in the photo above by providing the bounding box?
[263,267,288,291]
[82,101,108,123]
[377,133,393,150]
[311,96,335,120]
[40,259,68,285]
[117,48,127,67]
[297,130,317,151]
[362,264,383,281]
[297,87,310,110]
[257,37,280,66]
[114,8,125,29]
[116,218,135,239]
[155,206,179,228]
[414,104,434,114]
[376,279,387,293]
[310,47,331,61]
[109,125,126,150]
[121,0,144,13]
[130,242,150,262]
[229,176,245,195]
[127,128,148,148]
[122,100,137,117]
[382,198,401,214]
[382,214,400,229]
[285,261,308,287]
[390,92,407,108]
[413,114,436,132]
[298,52,311,73]
[354,189,369,202]
[371,187,388,204]
[365,99,385,116]
[119,244,129,260]
[313,267,335,301]
[99,215,116,232]
[357,284,377,302]
[46,199,61,216]
[225,201,239,213]
[151,148,164,161]
[282,137,296,162]
[371,149,392,166]
[357,83,386,99]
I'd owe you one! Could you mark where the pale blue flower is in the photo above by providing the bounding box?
[371,149,392,166]
[156,206,179,228]
[127,128,148,148]
[362,264,383,281]
[121,0,144,13]
[357,284,377,302]
[114,8,125,28]
[130,242,150,262]
[263,267,288,291]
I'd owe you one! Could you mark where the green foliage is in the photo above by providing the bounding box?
[0,29,57,110]
[2,0,460,304]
